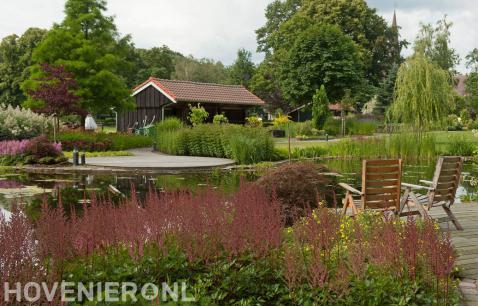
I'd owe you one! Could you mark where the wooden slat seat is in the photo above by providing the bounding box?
[340,159,416,217]
[402,156,464,230]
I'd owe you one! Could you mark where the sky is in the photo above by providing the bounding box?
[0,0,477,73]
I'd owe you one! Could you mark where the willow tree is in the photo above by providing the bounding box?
[389,54,453,130]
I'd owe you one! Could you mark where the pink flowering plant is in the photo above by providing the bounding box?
[0,136,64,165]
[0,183,460,304]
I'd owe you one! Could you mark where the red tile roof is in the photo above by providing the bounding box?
[328,103,355,112]
[133,77,265,106]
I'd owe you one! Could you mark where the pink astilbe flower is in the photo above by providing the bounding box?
[0,139,29,156]
[0,204,40,302]
[34,182,285,264]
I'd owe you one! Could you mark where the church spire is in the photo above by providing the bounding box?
[392,10,397,30]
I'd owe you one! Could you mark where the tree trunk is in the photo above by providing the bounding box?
[80,114,86,131]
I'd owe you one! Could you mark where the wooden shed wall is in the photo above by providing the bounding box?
[117,86,171,132]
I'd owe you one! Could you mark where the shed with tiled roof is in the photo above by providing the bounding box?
[118,77,266,132]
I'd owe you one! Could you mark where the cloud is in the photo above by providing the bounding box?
[1,0,476,72]
[0,0,270,65]
[369,1,478,72]
[368,0,477,12]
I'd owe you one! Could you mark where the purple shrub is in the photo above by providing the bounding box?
[24,136,62,158]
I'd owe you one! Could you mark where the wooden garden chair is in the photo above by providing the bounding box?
[401,156,464,231]
[339,159,416,217]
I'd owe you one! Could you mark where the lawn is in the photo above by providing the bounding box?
[430,130,476,143]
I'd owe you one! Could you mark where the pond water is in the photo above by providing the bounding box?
[1,159,477,218]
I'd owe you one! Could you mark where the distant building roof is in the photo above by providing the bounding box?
[328,103,355,112]
[454,75,468,96]
[132,77,265,106]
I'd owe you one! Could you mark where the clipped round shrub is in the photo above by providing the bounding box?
[256,162,333,221]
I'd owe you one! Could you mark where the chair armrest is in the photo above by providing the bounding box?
[419,180,433,185]
[338,183,362,195]
[402,182,434,191]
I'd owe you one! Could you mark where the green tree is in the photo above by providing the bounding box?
[466,48,478,72]
[256,0,302,54]
[465,72,478,114]
[250,57,291,112]
[257,0,405,87]
[340,90,354,136]
[0,28,47,106]
[227,49,256,87]
[134,46,176,83]
[173,55,228,84]
[279,23,364,105]
[376,63,399,112]
[389,54,453,130]
[311,85,329,129]
[23,0,135,124]
[414,17,460,72]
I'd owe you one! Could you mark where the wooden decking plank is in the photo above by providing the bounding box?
[428,202,478,305]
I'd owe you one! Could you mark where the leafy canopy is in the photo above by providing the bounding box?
[23,63,84,118]
[227,49,256,88]
[0,28,47,106]
[414,17,460,72]
[279,23,364,105]
[389,54,453,130]
[252,0,403,111]
[23,0,135,116]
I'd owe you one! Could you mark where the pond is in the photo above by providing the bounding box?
[1,159,477,219]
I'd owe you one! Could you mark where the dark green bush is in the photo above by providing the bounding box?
[324,118,378,136]
[346,120,378,135]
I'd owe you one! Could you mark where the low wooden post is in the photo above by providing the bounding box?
[288,121,291,164]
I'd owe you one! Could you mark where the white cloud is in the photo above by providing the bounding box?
[373,1,478,73]
[0,0,270,65]
[1,0,477,72]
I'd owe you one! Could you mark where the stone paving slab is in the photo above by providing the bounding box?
[79,148,236,170]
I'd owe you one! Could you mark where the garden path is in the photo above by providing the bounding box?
[79,148,236,170]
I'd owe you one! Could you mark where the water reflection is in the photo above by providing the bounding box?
[0,159,476,216]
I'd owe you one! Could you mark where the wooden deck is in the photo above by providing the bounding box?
[429,202,478,305]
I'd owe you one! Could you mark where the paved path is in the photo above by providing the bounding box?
[81,148,235,170]
[429,202,478,305]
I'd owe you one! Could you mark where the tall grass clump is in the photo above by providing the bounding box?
[443,136,476,156]
[327,133,438,161]
[155,123,275,164]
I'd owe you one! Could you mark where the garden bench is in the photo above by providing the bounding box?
[401,156,464,230]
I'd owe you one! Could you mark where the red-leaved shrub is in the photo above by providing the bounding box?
[24,135,62,158]
[256,162,333,221]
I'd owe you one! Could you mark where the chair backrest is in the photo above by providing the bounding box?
[429,156,463,206]
[361,159,402,211]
